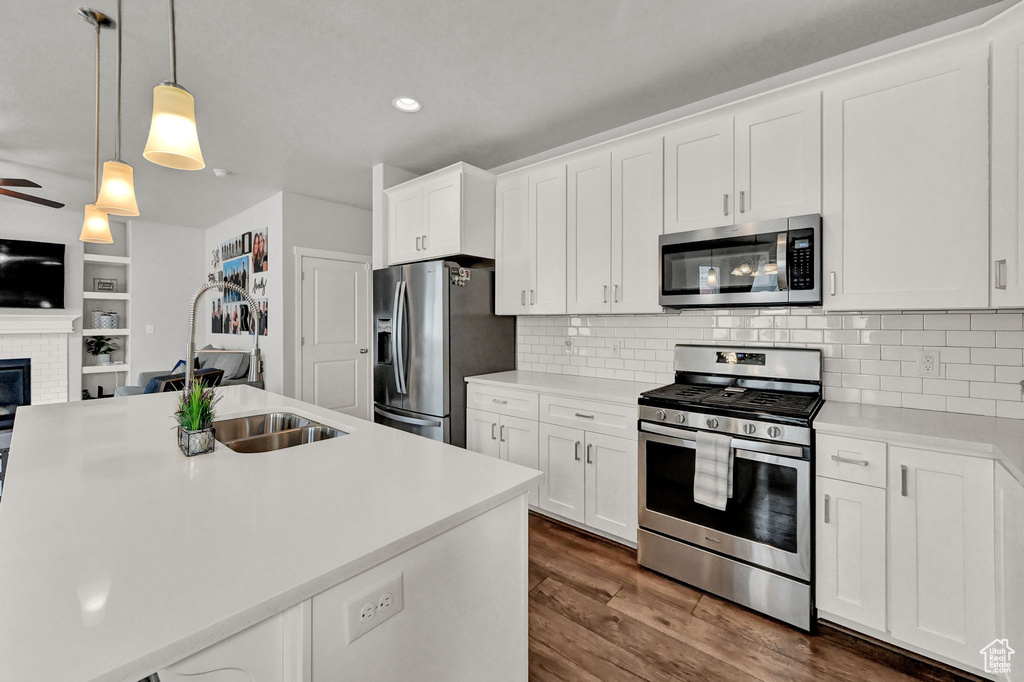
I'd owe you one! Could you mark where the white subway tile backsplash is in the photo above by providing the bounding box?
[516,308,1024,421]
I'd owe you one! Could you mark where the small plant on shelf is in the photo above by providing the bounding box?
[85,336,118,365]
[174,379,221,456]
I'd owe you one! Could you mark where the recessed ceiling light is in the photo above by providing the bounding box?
[392,97,421,113]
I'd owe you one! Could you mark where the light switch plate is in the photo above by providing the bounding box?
[344,572,404,644]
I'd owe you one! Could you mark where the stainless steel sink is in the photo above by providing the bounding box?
[214,413,346,453]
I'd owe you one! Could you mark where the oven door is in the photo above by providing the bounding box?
[660,219,789,307]
[638,423,811,581]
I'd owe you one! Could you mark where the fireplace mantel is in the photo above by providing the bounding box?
[0,314,79,335]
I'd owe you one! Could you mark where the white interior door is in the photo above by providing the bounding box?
[300,255,370,419]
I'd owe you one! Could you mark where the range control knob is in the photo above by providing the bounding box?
[675,413,686,424]
[767,426,783,439]
[743,423,756,435]
[655,410,667,421]
[706,417,719,429]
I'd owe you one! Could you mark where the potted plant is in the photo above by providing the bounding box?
[174,380,221,456]
[85,335,118,365]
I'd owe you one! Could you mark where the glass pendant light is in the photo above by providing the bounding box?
[143,0,205,170]
[96,0,139,216]
[79,9,114,244]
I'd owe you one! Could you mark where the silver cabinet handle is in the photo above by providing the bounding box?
[415,236,421,251]
[602,285,608,303]
[500,425,506,442]
[530,289,536,305]
[491,423,497,440]
[996,259,1008,290]
[831,454,869,467]
[830,271,836,297]
[574,412,594,419]
[521,290,526,306]
[739,190,745,213]
[900,464,908,497]
[586,443,593,464]
[574,440,581,461]
[824,494,830,524]
[723,193,729,216]
[492,399,508,405]
[613,284,619,302]
[422,235,428,249]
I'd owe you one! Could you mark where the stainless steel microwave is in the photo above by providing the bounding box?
[659,214,821,308]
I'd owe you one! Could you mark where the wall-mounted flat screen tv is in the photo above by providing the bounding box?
[0,238,65,309]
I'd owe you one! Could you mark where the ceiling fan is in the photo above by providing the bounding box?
[0,179,65,209]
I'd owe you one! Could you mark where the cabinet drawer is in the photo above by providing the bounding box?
[539,394,637,440]
[466,383,538,420]
[816,434,887,488]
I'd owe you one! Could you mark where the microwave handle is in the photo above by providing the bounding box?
[776,233,789,291]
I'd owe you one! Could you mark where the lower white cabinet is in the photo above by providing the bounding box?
[539,423,638,542]
[888,446,995,669]
[815,477,887,632]
[996,463,1024,667]
[466,408,540,506]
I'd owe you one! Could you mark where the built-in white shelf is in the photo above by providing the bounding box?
[82,365,130,375]
[83,254,130,265]
[82,329,130,336]
[83,292,130,301]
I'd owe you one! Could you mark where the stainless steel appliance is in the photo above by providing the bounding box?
[659,214,821,308]
[373,261,515,447]
[637,344,823,630]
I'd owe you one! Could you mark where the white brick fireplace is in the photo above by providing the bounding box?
[0,315,78,406]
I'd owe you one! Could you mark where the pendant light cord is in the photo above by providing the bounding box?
[93,21,101,200]
[115,0,122,162]
[168,0,177,84]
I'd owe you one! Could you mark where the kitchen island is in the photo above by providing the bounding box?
[0,386,540,682]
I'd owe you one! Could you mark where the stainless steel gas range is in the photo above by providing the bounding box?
[637,344,823,630]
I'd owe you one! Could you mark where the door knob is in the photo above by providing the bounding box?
[359,348,368,354]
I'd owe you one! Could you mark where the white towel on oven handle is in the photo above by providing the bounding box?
[693,431,734,511]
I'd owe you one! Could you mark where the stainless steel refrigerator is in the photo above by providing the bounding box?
[373,260,515,447]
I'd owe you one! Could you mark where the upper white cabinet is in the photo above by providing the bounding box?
[888,446,995,668]
[991,13,1024,307]
[822,41,990,311]
[386,162,496,266]
[494,164,567,315]
[664,92,821,233]
[567,153,612,313]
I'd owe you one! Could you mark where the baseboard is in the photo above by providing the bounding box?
[527,508,637,550]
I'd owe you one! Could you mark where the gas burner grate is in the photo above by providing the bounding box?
[641,384,723,402]
[641,383,820,419]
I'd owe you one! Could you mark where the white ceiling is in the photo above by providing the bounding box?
[0,0,1008,228]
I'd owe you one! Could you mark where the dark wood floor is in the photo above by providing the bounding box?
[527,513,984,682]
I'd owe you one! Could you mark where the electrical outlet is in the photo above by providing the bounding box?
[563,337,573,355]
[345,572,404,644]
[610,339,622,358]
[917,350,940,377]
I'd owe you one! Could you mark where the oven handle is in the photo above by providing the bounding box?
[639,422,807,460]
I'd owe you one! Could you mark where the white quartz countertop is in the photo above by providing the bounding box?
[466,370,660,405]
[816,401,1024,483]
[0,387,540,682]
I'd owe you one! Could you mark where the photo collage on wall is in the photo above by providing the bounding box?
[210,227,269,336]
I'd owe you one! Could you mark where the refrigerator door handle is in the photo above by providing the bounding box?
[391,280,403,393]
[394,280,408,394]
[374,405,441,428]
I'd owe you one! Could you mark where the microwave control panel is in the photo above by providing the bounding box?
[788,231,815,291]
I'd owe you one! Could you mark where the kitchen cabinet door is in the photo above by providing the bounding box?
[420,171,462,259]
[822,41,989,311]
[734,91,821,223]
[495,173,530,315]
[465,408,501,459]
[567,153,612,314]
[991,14,1024,307]
[500,414,540,507]
[995,464,1024,655]
[387,183,424,266]
[815,477,886,632]
[528,164,567,315]
[664,116,734,233]
[583,432,638,543]
[538,423,585,523]
[611,136,664,314]
[889,446,995,667]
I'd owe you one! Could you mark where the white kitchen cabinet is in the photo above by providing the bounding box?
[991,13,1024,307]
[611,135,664,314]
[385,162,495,266]
[465,408,539,506]
[664,117,734,233]
[494,164,567,315]
[995,464,1024,661]
[734,92,821,223]
[583,431,638,543]
[822,41,989,311]
[567,153,612,313]
[539,423,586,523]
[889,445,995,668]
[815,477,887,632]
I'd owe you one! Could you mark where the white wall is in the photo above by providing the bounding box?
[129,219,206,376]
